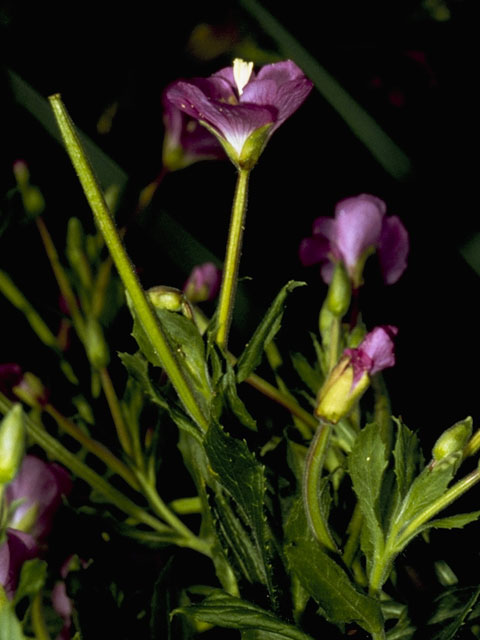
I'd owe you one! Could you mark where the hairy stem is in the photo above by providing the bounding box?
[216,168,250,351]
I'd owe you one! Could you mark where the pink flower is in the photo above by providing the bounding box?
[165,59,312,168]
[0,529,37,599]
[183,262,222,303]
[316,326,398,423]
[299,194,409,289]
[6,455,72,543]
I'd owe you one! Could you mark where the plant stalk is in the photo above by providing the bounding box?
[216,168,250,351]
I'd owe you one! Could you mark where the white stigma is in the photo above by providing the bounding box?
[233,58,254,96]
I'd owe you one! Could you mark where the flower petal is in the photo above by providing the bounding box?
[334,195,386,274]
[166,82,275,155]
[359,325,398,375]
[378,216,410,285]
[299,235,331,267]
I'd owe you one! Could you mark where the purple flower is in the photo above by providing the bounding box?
[316,325,398,423]
[183,262,222,303]
[0,529,37,599]
[299,194,409,288]
[6,455,72,543]
[344,325,398,386]
[162,90,225,171]
[165,58,313,168]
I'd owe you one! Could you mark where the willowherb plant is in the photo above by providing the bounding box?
[1,56,480,640]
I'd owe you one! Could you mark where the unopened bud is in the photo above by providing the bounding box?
[432,417,472,462]
[326,262,351,317]
[0,404,25,484]
[12,372,49,408]
[147,286,193,319]
[315,355,369,423]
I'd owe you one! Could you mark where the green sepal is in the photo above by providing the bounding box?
[238,122,274,170]
[236,281,306,383]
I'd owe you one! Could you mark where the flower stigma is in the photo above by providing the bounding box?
[233,58,254,96]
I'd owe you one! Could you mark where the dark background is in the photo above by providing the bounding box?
[1,0,478,448]
[2,1,480,635]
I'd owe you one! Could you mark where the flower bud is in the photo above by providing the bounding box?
[147,286,193,319]
[12,372,49,408]
[183,263,221,303]
[432,417,472,463]
[315,356,369,423]
[325,262,351,317]
[0,404,25,485]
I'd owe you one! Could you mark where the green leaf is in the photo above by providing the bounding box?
[127,295,211,424]
[13,558,47,604]
[348,422,388,571]
[0,606,25,640]
[392,418,422,501]
[204,422,273,593]
[119,351,203,443]
[284,499,383,635]
[427,585,480,640]
[419,510,480,533]
[209,490,267,584]
[119,351,168,409]
[391,455,457,545]
[173,589,313,640]
[236,281,306,383]
[290,352,323,396]
[221,365,257,431]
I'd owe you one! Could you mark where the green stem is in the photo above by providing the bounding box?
[195,305,316,433]
[31,592,51,640]
[302,420,338,551]
[44,403,140,491]
[396,467,480,549]
[135,472,210,556]
[35,216,86,341]
[0,394,168,535]
[49,94,208,432]
[216,168,250,351]
[246,373,317,433]
[98,366,133,457]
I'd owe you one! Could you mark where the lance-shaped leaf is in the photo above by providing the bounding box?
[348,422,388,572]
[173,589,313,640]
[392,417,423,501]
[236,281,306,382]
[427,585,480,640]
[284,499,383,635]
[204,422,274,595]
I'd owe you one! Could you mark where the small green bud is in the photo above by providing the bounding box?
[147,286,193,319]
[432,417,473,462]
[0,404,25,484]
[148,286,184,311]
[85,318,110,369]
[326,262,351,317]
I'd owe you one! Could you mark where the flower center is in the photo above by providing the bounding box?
[233,58,254,96]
